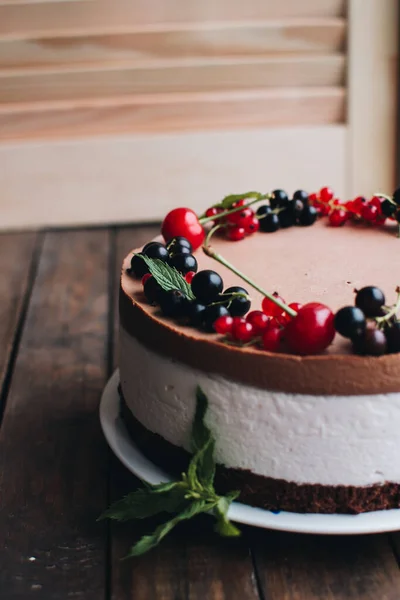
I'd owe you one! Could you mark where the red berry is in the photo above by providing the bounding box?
[246,310,271,334]
[285,302,335,355]
[262,326,283,352]
[232,318,254,343]
[185,271,196,283]
[370,196,383,215]
[244,216,260,234]
[205,207,219,218]
[227,226,246,241]
[318,202,331,216]
[262,293,286,317]
[319,187,334,203]
[329,209,347,227]
[309,193,318,204]
[232,199,247,207]
[277,302,303,326]
[352,196,367,214]
[361,203,378,222]
[162,207,205,251]
[214,315,234,335]
[227,207,254,226]
[141,273,152,286]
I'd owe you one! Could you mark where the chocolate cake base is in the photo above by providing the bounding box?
[120,389,400,514]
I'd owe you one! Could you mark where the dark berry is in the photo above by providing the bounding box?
[222,286,251,317]
[393,188,400,205]
[169,245,192,256]
[270,189,289,209]
[298,205,318,226]
[381,199,396,217]
[355,286,385,317]
[202,305,230,333]
[352,328,387,356]
[256,205,271,218]
[169,253,198,274]
[130,254,148,278]
[278,202,296,228]
[260,213,280,233]
[159,289,188,317]
[167,236,193,254]
[385,321,400,353]
[334,306,366,339]
[143,242,169,262]
[191,270,223,304]
[293,190,309,203]
[142,241,157,253]
[396,210,400,223]
[144,276,162,304]
[187,301,207,326]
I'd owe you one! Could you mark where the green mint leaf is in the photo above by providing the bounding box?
[136,255,195,300]
[214,496,241,537]
[126,499,216,557]
[219,191,262,210]
[99,484,185,521]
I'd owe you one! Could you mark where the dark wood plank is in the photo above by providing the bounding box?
[111,225,260,600]
[0,229,110,600]
[0,231,40,396]
[252,530,400,599]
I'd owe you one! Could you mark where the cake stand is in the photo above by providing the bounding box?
[100,371,400,535]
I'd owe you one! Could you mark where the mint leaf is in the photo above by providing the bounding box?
[214,496,241,537]
[136,255,195,300]
[99,485,185,521]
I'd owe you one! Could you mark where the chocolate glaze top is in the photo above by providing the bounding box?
[120,219,400,395]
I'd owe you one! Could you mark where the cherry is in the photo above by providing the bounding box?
[329,209,347,227]
[231,318,254,343]
[244,216,260,234]
[227,226,246,241]
[246,310,271,334]
[214,315,234,335]
[262,326,283,352]
[361,203,378,222]
[285,302,335,355]
[262,293,286,317]
[162,208,205,251]
[319,187,334,203]
[185,271,196,284]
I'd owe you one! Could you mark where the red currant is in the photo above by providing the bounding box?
[205,207,219,218]
[141,273,152,286]
[246,310,271,334]
[370,196,383,215]
[277,302,303,326]
[232,199,247,207]
[185,271,196,284]
[352,196,367,214]
[329,209,347,227]
[319,187,334,203]
[244,216,260,234]
[262,326,283,352]
[162,208,205,251]
[285,302,335,355]
[262,293,286,317]
[361,203,378,222]
[232,318,254,343]
[227,226,246,241]
[226,207,253,226]
[214,315,234,335]
[318,202,331,216]
[308,193,318,204]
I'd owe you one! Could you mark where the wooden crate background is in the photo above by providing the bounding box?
[0,0,396,229]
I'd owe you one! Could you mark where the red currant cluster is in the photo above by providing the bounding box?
[204,200,260,241]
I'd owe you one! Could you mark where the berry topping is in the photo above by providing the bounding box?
[329,209,347,227]
[278,203,296,228]
[202,304,230,333]
[205,207,219,218]
[262,326,283,352]
[191,270,224,304]
[243,216,260,234]
[298,205,318,226]
[270,189,289,209]
[143,276,162,304]
[361,204,379,222]
[169,253,198,275]
[385,322,400,353]
[223,286,251,317]
[231,318,254,343]
[246,310,271,334]
[227,226,246,241]
[130,254,149,278]
[319,186,334,203]
[185,271,196,284]
[355,286,385,317]
[187,301,207,327]
[226,207,253,226]
[293,190,309,203]
[259,213,280,233]
[162,208,205,251]
[381,199,396,217]
[143,242,169,261]
[262,293,286,317]
[167,236,193,253]
[285,302,335,355]
[256,205,271,218]
[159,289,188,317]
[352,328,387,356]
[334,306,366,339]
[214,315,234,335]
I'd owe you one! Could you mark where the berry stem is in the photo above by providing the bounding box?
[202,242,297,317]
[375,192,397,205]
[199,195,270,225]
[375,287,400,324]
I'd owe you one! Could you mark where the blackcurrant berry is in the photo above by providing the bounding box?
[334,306,366,339]
[278,202,296,228]
[191,270,223,304]
[355,286,385,317]
[142,241,157,253]
[393,188,400,205]
[381,199,396,217]
[169,245,192,256]
[144,276,162,304]
[130,254,148,278]
[169,253,198,275]
[260,213,280,233]
[201,304,230,333]
[222,286,251,317]
[187,301,207,326]
[256,205,271,218]
[396,210,400,223]
[298,205,318,226]
[270,189,289,209]
[143,242,169,262]
[159,289,188,317]
[385,321,400,353]
[293,190,309,203]
[167,236,193,254]
[352,328,387,356]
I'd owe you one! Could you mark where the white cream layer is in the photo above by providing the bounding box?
[119,327,400,487]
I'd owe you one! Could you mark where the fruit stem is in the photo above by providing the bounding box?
[376,288,400,324]
[202,243,297,317]
[199,196,269,225]
[375,192,396,205]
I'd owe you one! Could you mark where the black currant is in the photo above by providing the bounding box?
[381,199,396,217]
[169,245,192,256]
[222,286,251,317]
[293,190,309,203]
[142,241,157,253]
[187,301,207,327]
[143,242,169,262]
[334,306,366,339]
[167,236,193,254]
[130,254,148,278]
[355,286,385,317]
[159,289,188,318]
[256,205,271,218]
[396,210,400,223]
[298,205,318,226]
[143,276,162,304]
[278,202,296,228]
[169,253,198,275]
[191,270,224,304]
[202,304,230,333]
[385,321,400,353]
[352,328,387,356]
[259,213,280,233]
[393,188,400,205]
[270,189,289,209]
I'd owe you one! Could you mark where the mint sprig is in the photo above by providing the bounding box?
[100,387,240,557]
[136,254,195,300]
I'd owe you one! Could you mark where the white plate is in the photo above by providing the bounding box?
[100,371,400,535]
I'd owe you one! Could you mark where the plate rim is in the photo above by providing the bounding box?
[100,370,400,535]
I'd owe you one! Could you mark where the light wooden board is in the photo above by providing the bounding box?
[0,125,347,229]
[0,22,346,72]
[0,1,347,39]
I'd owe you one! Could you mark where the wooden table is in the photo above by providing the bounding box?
[1,224,400,600]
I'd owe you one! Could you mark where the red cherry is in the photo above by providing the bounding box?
[277,302,303,326]
[214,315,234,335]
[227,226,246,241]
[141,273,152,286]
[319,187,334,203]
[329,209,347,227]
[162,208,205,251]
[361,203,378,222]
[232,318,254,343]
[262,293,286,317]
[262,326,283,352]
[244,216,260,234]
[185,271,196,284]
[285,302,335,355]
[205,207,219,218]
[246,310,271,334]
